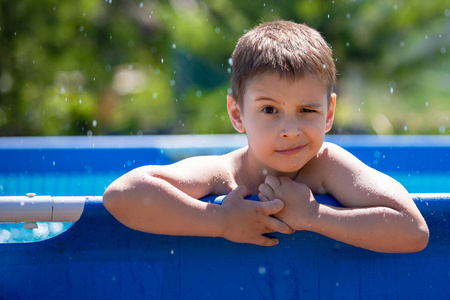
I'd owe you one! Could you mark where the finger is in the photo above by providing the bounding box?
[223,186,248,204]
[258,192,270,202]
[265,175,282,188]
[256,198,284,216]
[258,183,275,200]
[264,216,295,235]
[279,176,292,184]
[253,235,279,247]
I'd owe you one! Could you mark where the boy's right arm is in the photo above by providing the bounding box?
[103,156,293,246]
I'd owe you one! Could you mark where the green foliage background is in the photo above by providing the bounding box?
[0,0,449,136]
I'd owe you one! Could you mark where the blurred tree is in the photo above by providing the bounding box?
[0,0,448,136]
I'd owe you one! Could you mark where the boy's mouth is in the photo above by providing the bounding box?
[275,144,305,156]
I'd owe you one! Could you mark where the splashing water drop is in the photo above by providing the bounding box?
[258,266,267,275]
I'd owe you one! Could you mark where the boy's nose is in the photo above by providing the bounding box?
[280,120,302,138]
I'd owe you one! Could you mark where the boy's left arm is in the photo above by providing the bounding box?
[259,143,429,253]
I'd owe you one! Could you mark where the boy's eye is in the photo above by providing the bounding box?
[301,108,315,113]
[262,106,277,114]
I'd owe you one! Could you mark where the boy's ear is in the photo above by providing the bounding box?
[325,93,336,133]
[227,94,246,133]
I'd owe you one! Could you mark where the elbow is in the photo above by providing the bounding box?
[402,222,429,253]
[103,184,125,218]
[412,223,430,252]
[103,183,140,229]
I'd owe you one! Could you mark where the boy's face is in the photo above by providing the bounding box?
[228,72,336,174]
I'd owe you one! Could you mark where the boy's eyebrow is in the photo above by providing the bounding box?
[254,96,324,107]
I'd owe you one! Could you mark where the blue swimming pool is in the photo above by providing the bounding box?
[0,135,449,299]
[1,135,449,196]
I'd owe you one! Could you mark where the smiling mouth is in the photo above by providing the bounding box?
[275,145,305,155]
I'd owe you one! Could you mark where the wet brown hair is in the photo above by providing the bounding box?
[231,20,336,104]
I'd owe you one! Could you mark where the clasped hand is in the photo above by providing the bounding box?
[220,185,294,246]
[220,176,317,246]
[258,175,318,231]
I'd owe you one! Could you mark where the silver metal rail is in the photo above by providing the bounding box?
[0,194,96,223]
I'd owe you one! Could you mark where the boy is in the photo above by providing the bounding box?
[103,20,429,253]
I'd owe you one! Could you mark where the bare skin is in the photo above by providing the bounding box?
[104,72,429,252]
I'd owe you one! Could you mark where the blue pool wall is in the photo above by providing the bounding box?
[0,135,449,299]
[1,134,449,173]
[1,194,449,299]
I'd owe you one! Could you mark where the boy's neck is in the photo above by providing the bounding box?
[233,146,301,194]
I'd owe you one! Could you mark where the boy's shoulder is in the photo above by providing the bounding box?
[297,142,359,194]
[304,142,351,167]
[316,141,357,163]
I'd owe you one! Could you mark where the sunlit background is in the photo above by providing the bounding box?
[0,0,449,136]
